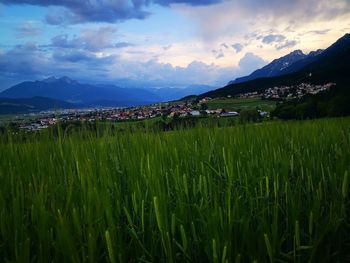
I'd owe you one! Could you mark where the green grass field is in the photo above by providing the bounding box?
[0,118,349,262]
[0,113,38,127]
[206,97,276,111]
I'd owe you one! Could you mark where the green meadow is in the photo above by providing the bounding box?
[0,118,349,262]
[206,98,276,111]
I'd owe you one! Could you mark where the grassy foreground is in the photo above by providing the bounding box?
[0,118,349,262]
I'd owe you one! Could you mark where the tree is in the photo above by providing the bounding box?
[200,103,208,111]
[240,109,261,123]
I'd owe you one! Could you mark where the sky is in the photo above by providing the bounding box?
[0,0,349,91]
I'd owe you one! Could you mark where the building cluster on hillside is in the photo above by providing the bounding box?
[238,92,260,99]
[262,83,335,100]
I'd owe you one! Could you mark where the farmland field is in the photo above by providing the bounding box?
[206,97,276,111]
[0,118,349,262]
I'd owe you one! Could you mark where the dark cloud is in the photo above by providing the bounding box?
[45,11,74,25]
[1,0,149,24]
[155,0,223,6]
[52,50,96,63]
[275,40,298,50]
[256,32,298,50]
[0,43,49,78]
[216,51,224,59]
[306,29,330,35]
[45,13,65,25]
[51,27,119,51]
[0,41,116,85]
[115,42,135,48]
[15,22,41,37]
[51,34,79,49]
[261,34,286,44]
[232,43,243,53]
[212,49,225,59]
[1,0,224,24]
[162,44,172,51]
[52,50,116,70]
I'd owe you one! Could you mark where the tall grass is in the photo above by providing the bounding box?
[0,118,349,262]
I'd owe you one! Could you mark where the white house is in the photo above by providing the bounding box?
[190,110,201,116]
[220,111,239,117]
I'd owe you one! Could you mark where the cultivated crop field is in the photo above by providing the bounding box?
[0,118,349,262]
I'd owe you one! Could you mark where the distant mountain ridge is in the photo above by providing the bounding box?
[230,49,324,84]
[0,77,215,110]
[0,77,161,107]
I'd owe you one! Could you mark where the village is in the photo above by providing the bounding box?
[261,82,335,100]
[235,82,335,100]
[14,82,334,131]
[16,102,241,131]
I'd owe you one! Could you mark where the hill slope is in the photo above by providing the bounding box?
[200,33,350,99]
[0,96,76,114]
[231,50,316,84]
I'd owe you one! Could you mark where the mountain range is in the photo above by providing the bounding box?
[1,33,349,115]
[230,49,324,84]
[200,33,350,99]
[0,76,214,113]
[0,77,160,107]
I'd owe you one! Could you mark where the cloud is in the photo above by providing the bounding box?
[238,52,267,73]
[1,0,224,24]
[232,43,243,53]
[79,26,118,51]
[115,42,135,48]
[259,33,298,50]
[155,0,223,6]
[261,34,286,44]
[3,0,150,24]
[212,49,225,59]
[0,43,49,78]
[275,40,298,50]
[51,34,78,49]
[163,45,172,51]
[45,12,65,25]
[177,0,350,42]
[216,51,224,59]
[0,41,116,85]
[45,10,78,26]
[51,26,119,52]
[306,29,330,35]
[0,40,265,88]
[53,50,97,63]
[15,22,41,37]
